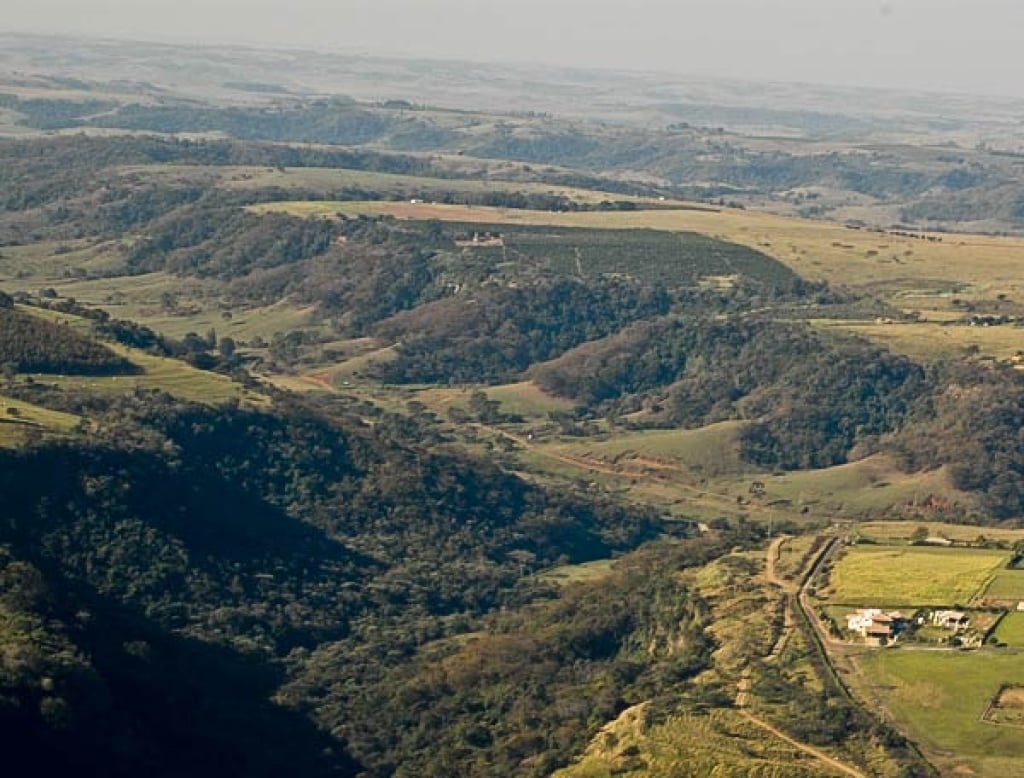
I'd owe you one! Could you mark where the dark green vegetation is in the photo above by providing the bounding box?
[0,304,138,376]
[0,383,694,777]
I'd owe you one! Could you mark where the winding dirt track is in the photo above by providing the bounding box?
[733,536,869,778]
[738,709,868,778]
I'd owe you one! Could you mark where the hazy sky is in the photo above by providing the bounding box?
[7,0,1024,97]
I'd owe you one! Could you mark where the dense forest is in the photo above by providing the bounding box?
[0,390,697,776]
[0,304,139,376]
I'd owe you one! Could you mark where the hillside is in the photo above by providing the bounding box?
[0,45,1022,777]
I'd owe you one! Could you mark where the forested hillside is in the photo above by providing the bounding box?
[0,61,1022,778]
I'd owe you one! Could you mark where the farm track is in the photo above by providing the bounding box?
[737,710,868,778]
[733,535,868,778]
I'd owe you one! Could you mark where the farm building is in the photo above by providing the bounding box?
[846,608,907,643]
[932,610,970,629]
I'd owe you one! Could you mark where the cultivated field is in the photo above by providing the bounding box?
[825,545,1008,606]
[858,650,1024,777]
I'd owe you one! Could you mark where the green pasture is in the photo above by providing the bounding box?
[995,614,1024,647]
[0,395,81,447]
[859,650,1024,777]
[985,571,1024,602]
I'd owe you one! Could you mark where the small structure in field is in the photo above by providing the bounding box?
[932,610,970,630]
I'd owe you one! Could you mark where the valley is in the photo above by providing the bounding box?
[0,33,1023,778]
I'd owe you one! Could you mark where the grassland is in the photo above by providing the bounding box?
[825,546,1008,606]
[0,271,323,345]
[141,163,676,206]
[995,614,1024,647]
[0,394,81,447]
[856,522,1024,544]
[546,421,747,477]
[984,571,1024,602]
[555,706,843,778]
[857,650,1024,777]
[717,454,969,518]
[536,559,618,588]
[815,319,1024,363]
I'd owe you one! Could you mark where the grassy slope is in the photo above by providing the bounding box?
[0,394,81,447]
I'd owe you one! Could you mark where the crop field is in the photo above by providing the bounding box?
[825,545,1008,606]
[995,614,1024,647]
[984,571,1024,602]
[857,650,1024,777]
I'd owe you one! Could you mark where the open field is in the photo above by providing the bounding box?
[0,394,81,447]
[995,614,1024,647]
[984,571,1024,602]
[0,272,323,345]
[536,558,618,588]
[545,421,747,477]
[260,199,1024,302]
[857,650,1024,777]
[483,381,576,418]
[26,347,258,406]
[0,238,126,281]
[825,545,1008,606]
[856,522,1024,544]
[816,319,1024,363]
[140,164,682,206]
[717,455,971,518]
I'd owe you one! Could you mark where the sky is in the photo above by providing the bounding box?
[6,0,1024,98]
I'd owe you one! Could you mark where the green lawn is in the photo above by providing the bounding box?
[826,546,1008,606]
[995,614,1024,647]
[859,650,1024,777]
